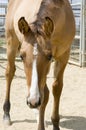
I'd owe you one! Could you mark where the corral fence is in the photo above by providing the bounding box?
[0,2,7,59]
[0,1,86,67]
[0,3,7,37]
[69,0,86,67]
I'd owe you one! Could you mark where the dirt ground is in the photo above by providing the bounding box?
[0,60,86,130]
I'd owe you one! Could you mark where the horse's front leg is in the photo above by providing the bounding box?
[3,37,19,125]
[3,55,16,125]
[38,84,49,130]
[51,49,70,130]
[51,79,62,130]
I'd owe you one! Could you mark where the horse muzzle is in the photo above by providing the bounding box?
[27,97,41,108]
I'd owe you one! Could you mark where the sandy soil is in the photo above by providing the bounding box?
[0,60,86,130]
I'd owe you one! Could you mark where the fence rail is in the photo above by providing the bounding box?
[0,3,7,37]
[69,1,86,67]
[69,3,81,66]
[0,3,7,59]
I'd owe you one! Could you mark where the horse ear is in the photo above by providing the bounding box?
[18,17,30,34]
[43,17,54,37]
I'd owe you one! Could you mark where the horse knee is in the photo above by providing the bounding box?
[52,80,63,96]
[52,80,58,95]
[43,85,49,105]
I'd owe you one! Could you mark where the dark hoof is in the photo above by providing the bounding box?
[53,126,60,130]
[3,114,11,126]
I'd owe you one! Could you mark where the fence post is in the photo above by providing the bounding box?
[81,0,86,67]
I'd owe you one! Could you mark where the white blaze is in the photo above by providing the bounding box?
[29,43,40,105]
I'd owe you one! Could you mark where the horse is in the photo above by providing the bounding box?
[3,0,75,130]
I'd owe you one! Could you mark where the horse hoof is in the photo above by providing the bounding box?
[3,115,11,126]
[53,126,60,130]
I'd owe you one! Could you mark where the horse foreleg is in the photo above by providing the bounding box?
[51,61,67,130]
[51,80,62,130]
[3,39,18,125]
[38,84,49,130]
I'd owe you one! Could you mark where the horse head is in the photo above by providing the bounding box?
[18,16,54,108]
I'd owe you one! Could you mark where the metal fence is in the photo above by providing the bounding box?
[0,1,86,67]
[0,2,7,59]
[69,1,86,67]
[0,3,7,37]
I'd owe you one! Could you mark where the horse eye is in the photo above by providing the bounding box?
[47,54,52,61]
[37,30,42,35]
[20,52,26,61]
[20,55,24,60]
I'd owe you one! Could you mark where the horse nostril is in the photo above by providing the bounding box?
[38,98,41,106]
[27,100,32,108]
[27,98,41,108]
[27,99,31,106]
[35,98,41,107]
[27,100,28,105]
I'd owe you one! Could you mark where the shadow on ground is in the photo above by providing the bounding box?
[60,115,86,130]
[12,115,86,130]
